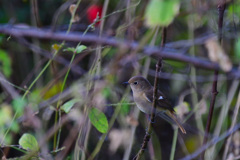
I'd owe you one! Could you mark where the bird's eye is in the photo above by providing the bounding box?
[133,81,138,85]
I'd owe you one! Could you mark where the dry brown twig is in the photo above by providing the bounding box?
[134,27,167,160]
[1,25,240,78]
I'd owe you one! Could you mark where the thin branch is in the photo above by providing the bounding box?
[201,70,219,159]
[0,26,216,67]
[1,25,240,78]
[201,1,225,159]
[134,27,166,160]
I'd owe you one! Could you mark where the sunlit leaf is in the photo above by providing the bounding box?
[19,133,39,151]
[145,0,180,27]
[75,45,87,54]
[61,99,79,113]
[89,107,108,133]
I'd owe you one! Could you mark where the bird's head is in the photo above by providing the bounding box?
[124,76,152,93]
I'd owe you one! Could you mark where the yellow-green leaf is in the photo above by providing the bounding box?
[19,133,39,151]
[89,107,108,133]
[43,81,63,99]
[145,0,180,27]
[52,44,61,51]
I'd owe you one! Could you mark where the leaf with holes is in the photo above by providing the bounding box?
[89,107,108,133]
[19,133,39,151]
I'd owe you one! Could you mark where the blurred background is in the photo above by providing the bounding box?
[0,0,240,160]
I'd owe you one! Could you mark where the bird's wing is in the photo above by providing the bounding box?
[144,90,186,134]
[143,89,174,112]
[143,92,152,103]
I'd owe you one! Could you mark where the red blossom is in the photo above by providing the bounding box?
[86,5,102,25]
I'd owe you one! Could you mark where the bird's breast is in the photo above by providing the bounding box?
[133,92,152,114]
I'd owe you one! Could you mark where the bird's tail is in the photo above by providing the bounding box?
[158,110,186,134]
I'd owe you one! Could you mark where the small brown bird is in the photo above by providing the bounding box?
[125,76,186,134]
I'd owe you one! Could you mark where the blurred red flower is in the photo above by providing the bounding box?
[87,5,102,25]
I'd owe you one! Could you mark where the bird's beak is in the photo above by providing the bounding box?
[122,82,129,85]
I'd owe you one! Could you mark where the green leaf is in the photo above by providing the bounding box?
[63,47,75,52]
[63,45,87,54]
[75,45,87,54]
[0,49,12,77]
[19,133,39,151]
[89,107,108,133]
[43,81,63,99]
[61,99,79,113]
[12,97,27,116]
[145,0,180,27]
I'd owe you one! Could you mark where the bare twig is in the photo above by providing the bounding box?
[134,27,166,160]
[201,70,219,159]
[0,26,230,70]
[1,25,240,79]
[201,1,225,159]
